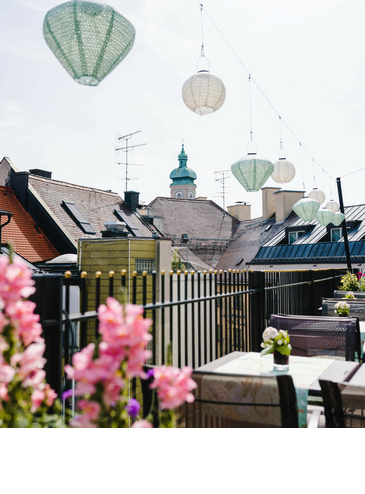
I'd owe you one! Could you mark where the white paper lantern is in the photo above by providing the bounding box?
[308,188,325,204]
[182,70,226,116]
[316,207,335,226]
[292,197,320,221]
[325,199,339,213]
[332,211,345,226]
[271,158,296,184]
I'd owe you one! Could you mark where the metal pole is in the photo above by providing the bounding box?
[336,177,352,271]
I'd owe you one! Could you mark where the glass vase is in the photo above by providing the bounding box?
[273,350,289,371]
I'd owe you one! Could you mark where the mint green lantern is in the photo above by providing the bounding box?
[332,211,345,226]
[231,153,274,192]
[316,207,335,226]
[43,0,135,86]
[292,197,320,221]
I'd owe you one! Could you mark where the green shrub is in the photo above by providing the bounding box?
[338,272,360,292]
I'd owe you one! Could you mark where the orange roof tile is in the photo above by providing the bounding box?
[0,186,59,263]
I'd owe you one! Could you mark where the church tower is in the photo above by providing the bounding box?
[169,142,197,199]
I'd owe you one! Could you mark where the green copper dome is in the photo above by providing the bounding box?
[169,144,197,185]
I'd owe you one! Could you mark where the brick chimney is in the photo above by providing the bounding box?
[262,187,281,220]
[274,190,304,222]
[227,202,251,221]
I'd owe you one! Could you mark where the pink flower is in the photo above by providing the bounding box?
[150,365,197,409]
[0,256,35,305]
[69,415,98,428]
[131,419,153,428]
[78,400,101,421]
[0,363,16,383]
[44,383,57,406]
[6,301,42,346]
[31,388,45,412]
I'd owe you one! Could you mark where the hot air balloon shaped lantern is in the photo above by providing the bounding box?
[292,195,320,222]
[231,141,274,193]
[43,0,135,86]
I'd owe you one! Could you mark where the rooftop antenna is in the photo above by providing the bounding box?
[215,170,231,211]
[115,130,146,191]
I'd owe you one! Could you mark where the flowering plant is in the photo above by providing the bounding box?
[334,301,350,316]
[63,297,197,428]
[0,249,62,428]
[344,291,356,299]
[260,326,291,357]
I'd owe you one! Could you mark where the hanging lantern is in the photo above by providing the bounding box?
[271,157,296,184]
[43,0,135,86]
[231,152,274,192]
[182,71,226,116]
[325,199,339,213]
[332,211,345,226]
[316,207,335,226]
[308,187,325,204]
[292,197,320,221]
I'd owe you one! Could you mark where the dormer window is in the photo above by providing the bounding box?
[288,230,305,244]
[331,227,343,242]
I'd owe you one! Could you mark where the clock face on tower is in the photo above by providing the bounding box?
[175,191,183,198]
[189,191,194,199]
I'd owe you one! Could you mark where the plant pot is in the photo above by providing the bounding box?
[273,350,289,371]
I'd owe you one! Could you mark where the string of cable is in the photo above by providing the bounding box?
[195,1,337,185]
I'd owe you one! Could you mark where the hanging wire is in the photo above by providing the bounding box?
[195,0,336,183]
[279,115,283,151]
[248,74,253,142]
[300,142,305,191]
[200,3,205,57]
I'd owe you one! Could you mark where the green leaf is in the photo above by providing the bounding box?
[261,345,274,356]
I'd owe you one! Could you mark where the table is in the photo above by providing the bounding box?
[197,352,362,427]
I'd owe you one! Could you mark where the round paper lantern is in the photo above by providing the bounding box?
[43,0,135,86]
[292,197,320,221]
[271,158,296,184]
[182,70,226,116]
[332,211,345,226]
[231,153,274,192]
[316,207,335,226]
[308,187,325,204]
[325,199,339,213]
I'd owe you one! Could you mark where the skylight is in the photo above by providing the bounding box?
[62,201,95,234]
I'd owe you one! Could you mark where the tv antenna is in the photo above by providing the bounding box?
[115,130,146,191]
[215,170,231,211]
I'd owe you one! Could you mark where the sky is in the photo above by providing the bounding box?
[1,0,365,219]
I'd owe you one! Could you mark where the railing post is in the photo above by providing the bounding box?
[95,271,101,338]
[80,271,88,349]
[249,270,265,352]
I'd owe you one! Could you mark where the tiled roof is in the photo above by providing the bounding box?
[0,186,59,263]
[28,175,153,241]
[147,197,240,241]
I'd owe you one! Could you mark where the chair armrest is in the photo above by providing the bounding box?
[307,408,322,428]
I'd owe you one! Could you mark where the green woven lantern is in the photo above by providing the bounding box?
[231,153,274,192]
[332,211,345,226]
[316,207,335,226]
[292,197,320,221]
[43,0,135,86]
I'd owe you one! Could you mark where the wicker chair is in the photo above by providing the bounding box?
[178,371,298,428]
[269,314,361,362]
[319,379,365,428]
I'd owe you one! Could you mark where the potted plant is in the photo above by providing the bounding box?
[334,301,350,317]
[260,326,291,370]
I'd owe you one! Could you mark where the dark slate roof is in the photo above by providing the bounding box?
[147,197,240,241]
[28,174,154,242]
[0,186,59,263]
[216,212,298,271]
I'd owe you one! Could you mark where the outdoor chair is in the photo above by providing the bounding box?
[269,314,361,362]
[321,297,365,321]
[319,379,365,428]
[178,370,299,428]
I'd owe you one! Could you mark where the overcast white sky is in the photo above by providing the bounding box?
[1,0,364,218]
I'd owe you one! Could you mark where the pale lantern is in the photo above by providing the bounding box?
[43,0,135,86]
[332,211,345,226]
[231,153,274,192]
[182,70,226,116]
[271,158,296,184]
[325,199,339,213]
[292,197,320,221]
[316,207,335,226]
[308,188,325,204]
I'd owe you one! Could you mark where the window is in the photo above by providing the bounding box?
[288,231,305,244]
[62,201,95,234]
[114,209,142,237]
[331,228,343,242]
[135,259,155,274]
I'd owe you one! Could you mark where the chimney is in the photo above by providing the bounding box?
[124,191,140,211]
[274,190,304,222]
[101,220,128,238]
[29,169,52,179]
[227,202,251,221]
[262,187,281,220]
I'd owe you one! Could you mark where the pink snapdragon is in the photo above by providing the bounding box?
[131,419,153,428]
[0,256,35,305]
[150,365,197,409]
[6,300,42,346]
